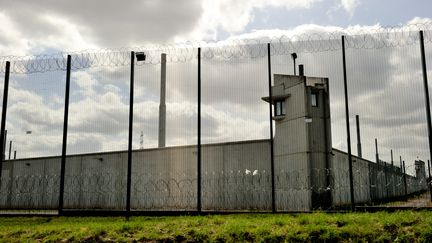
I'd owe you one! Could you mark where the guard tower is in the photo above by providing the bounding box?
[262,73,332,210]
[415,160,426,180]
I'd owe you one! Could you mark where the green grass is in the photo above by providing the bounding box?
[0,212,432,242]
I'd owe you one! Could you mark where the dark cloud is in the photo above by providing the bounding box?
[0,0,202,49]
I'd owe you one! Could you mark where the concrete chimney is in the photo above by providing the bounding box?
[356,115,362,158]
[375,138,379,164]
[299,64,304,76]
[158,53,166,148]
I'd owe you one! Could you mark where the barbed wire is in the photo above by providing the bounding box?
[0,22,432,74]
[0,167,428,210]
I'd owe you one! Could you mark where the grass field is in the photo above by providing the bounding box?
[1,211,432,242]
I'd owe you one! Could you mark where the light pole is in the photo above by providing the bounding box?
[126,51,146,217]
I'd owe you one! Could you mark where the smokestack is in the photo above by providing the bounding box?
[291,53,297,75]
[391,149,394,166]
[400,156,403,172]
[8,140,12,160]
[158,53,167,148]
[299,64,304,76]
[356,115,362,157]
[375,138,379,164]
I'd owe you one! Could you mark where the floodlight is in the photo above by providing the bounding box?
[135,52,146,61]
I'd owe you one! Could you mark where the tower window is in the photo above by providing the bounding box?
[274,100,285,116]
[311,93,318,107]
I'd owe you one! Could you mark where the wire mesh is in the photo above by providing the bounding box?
[0,72,5,208]
[1,26,432,212]
[63,57,130,210]
[345,32,430,205]
[2,20,432,75]
[201,43,271,211]
[425,30,432,206]
[131,51,198,211]
[270,40,344,211]
[0,69,65,210]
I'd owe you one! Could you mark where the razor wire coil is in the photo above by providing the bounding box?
[1,22,432,74]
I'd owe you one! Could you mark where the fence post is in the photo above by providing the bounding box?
[400,156,403,172]
[428,160,432,202]
[341,36,355,210]
[8,140,12,160]
[59,55,71,215]
[403,161,408,199]
[197,47,202,213]
[2,130,6,161]
[126,51,134,216]
[428,160,430,178]
[419,31,432,185]
[384,162,388,199]
[267,43,276,213]
[0,61,10,182]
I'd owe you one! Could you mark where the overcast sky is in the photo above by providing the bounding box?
[0,0,431,55]
[0,0,431,174]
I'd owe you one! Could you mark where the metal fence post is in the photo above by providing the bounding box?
[59,55,71,214]
[419,31,432,182]
[429,160,431,179]
[0,61,10,182]
[428,160,432,202]
[341,36,355,210]
[2,130,6,161]
[8,141,12,160]
[197,47,202,213]
[126,51,134,216]
[403,161,408,199]
[267,43,276,213]
[400,156,403,172]
[384,162,388,199]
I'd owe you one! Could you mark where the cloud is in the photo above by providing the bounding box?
[185,0,320,41]
[0,12,30,56]
[0,0,202,54]
[218,18,431,167]
[3,17,432,172]
[340,0,360,16]
[73,71,98,97]
[0,0,334,54]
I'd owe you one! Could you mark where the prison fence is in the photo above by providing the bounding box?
[0,25,432,215]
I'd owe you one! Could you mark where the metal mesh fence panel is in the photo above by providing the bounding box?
[270,39,344,211]
[63,55,130,211]
[0,68,65,210]
[1,25,432,213]
[0,72,5,208]
[345,32,429,205]
[425,29,432,206]
[201,43,272,211]
[0,72,3,114]
[131,50,198,211]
